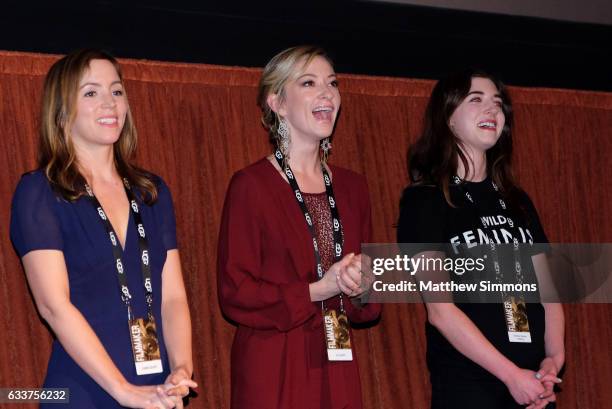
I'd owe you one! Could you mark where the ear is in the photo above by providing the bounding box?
[267,93,287,117]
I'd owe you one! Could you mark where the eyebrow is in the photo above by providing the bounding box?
[79,80,123,89]
[467,90,502,99]
[296,73,337,81]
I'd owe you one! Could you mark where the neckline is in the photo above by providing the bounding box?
[262,156,333,195]
[463,176,491,186]
[302,191,326,196]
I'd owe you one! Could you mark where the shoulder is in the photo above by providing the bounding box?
[328,165,368,192]
[400,184,446,209]
[510,187,544,225]
[506,186,540,218]
[13,170,58,202]
[15,169,51,190]
[132,170,174,205]
[513,187,536,208]
[223,159,273,205]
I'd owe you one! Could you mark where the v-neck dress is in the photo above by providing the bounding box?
[217,158,381,409]
[10,170,176,408]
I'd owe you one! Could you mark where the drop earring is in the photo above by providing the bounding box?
[320,138,332,164]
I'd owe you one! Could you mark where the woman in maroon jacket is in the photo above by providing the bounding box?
[217,45,380,408]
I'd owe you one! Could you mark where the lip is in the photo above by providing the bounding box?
[312,104,335,113]
[96,116,119,127]
[477,118,497,131]
[311,104,335,123]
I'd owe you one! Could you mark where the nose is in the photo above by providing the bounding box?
[101,91,117,108]
[318,84,334,100]
[484,101,500,115]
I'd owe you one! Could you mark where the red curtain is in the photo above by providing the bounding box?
[0,50,610,408]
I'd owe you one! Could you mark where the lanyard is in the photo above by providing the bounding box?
[451,176,526,297]
[85,179,154,320]
[274,150,344,310]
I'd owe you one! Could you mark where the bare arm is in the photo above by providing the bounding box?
[532,253,565,367]
[23,250,173,409]
[161,249,197,402]
[418,251,556,405]
[525,253,565,409]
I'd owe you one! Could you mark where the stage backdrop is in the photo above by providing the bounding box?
[0,51,610,409]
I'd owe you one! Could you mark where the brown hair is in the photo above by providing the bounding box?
[256,45,333,147]
[408,68,518,205]
[39,48,157,203]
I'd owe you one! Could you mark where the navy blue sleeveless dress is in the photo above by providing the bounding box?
[10,171,175,408]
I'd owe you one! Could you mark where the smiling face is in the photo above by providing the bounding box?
[269,55,340,147]
[449,76,505,157]
[69,59,128,152]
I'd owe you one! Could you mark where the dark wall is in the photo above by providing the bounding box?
[2,0,611,91]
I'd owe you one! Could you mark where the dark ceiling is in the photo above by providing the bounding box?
[2,0,611,91]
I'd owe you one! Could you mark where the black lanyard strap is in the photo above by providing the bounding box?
[274,150,344,309]
[451,176,525,298]
[85,179,154,319]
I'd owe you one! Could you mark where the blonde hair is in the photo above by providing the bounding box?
[39,49,157,203]
[256,45,333,146]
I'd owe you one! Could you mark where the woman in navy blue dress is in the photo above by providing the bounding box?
[10,49,196,408]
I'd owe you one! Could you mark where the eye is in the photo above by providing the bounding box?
[302,80,315,87]
[329,80,339,88]
[469,97,481,103]
[112,89,124,96]
[84,90,96,97]
[494,100,503,107]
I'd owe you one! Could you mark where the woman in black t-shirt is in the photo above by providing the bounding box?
[398,69,565,409]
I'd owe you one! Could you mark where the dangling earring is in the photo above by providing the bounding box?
[320,137,332,164]
[277,118,290,164]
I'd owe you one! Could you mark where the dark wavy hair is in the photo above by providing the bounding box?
[39,48,158,203]
[408,68,518,205]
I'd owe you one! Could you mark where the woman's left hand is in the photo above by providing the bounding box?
[526,357,562,409]
[337,254,365,297]
[163,367,197,408]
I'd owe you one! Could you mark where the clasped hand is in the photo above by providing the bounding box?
[331,253,374,298]
[506,358,561,409]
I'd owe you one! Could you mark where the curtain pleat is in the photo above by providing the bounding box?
[0,50,610,408]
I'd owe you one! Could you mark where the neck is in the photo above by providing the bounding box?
[287,140,321,175]
[457,149,487,182]
[75,144,119,184]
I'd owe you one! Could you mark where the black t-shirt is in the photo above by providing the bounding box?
[397,178,548,381]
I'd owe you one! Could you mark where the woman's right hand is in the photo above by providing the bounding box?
[115,382,181,409]
[310,253,361,302]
